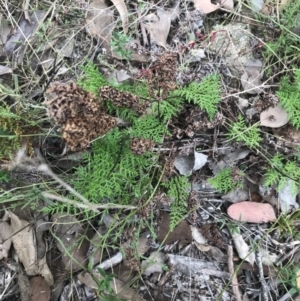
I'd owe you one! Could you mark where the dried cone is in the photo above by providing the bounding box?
[99,86,149,114]
[44,82,116,151]
[147,52,177,99]
[130,137,154,155]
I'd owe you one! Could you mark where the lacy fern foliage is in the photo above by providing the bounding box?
[174,74,221,120]
[78,61,108,95]
[163,176,190,231]
[228,115,262,148]
[131,115,169,143]
[277,69,300,129]
[208,168,243,193]
[73,128,156,205]
[264,154,300,194]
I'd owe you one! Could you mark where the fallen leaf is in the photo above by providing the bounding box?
[8,211,53,285]
[4,10,47,60]
[249,0,264,11]
[191,226,211,252]
[222,187,249,203]
[272,125,300,147]
[0,65,12,75]
[190,226,207,244]
[241,59,264,94]
[51,213,89,271]
[143,8,172,48]
[85,0,114,50]
[193,0,220,14]
[174,150,207,176]
[278,179,299,213]
[141,251,165,276]
[260,105,289,128]
[17,263,31,301]
[0,14,11,45]
[29,276,51,301]
[157,211,192,244]
[220,0,234,11]
[0,220,12,260]
[209,149,249,175]
[231,231,255,265]
[111,0,129,34]
[78,272,147,301]
[227,201,276,223]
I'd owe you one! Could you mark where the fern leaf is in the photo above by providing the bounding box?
[174,74,221,120]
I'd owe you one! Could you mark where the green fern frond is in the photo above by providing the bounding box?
[174,74,221,120]
[277,69,300,129]
[228,115,262,148]
[163,176,190,231]
[208,168,243,193]
[131,115,168,143]
[78,61,108,95]
[264,154,300,194]
[152,95,184,123]
[72,128,156,205]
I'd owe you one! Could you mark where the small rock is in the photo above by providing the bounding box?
[227,201,276,223]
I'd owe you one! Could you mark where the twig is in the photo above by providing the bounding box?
[43,192,136,211]
[227,245,242,301]
[132,3,148,46]
[255,237,269,301]
[23,0,31,23]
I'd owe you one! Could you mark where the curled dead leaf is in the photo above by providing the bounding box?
[111,0,129,34]
[85,0,114,50]
[193,0,220,14]
[51,213,89,271]
[0,221,12,260]
[241,59,264,94]
[8,211,53,285]
[143,8,172,48]
[29,276,51,301]
[260,105,289,128]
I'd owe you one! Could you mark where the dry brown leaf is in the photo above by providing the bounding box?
[0,65,12,75]
[273,125,300,147]
[0,14,11,45]
[241,59,264,94]
[78,272,147,301]
[17,263,31,301]
[85,0,114,50]
[30,276,51,301]
[157,211,192,244]
[143,8,172,48]
[231,231,255,265]
[193,0,220,14]
[4,10,47,60]
[111,0,129,34]
[7,211,53,285]
[51,213,89,271]
[0,220,12,260]
[220,0,234,10]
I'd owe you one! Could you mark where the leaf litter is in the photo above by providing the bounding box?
[0,0,300,300]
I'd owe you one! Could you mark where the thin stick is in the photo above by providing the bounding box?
[43,192,136,211]
[227,245,242,301]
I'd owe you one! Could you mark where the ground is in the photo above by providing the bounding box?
[0,0,300,300]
